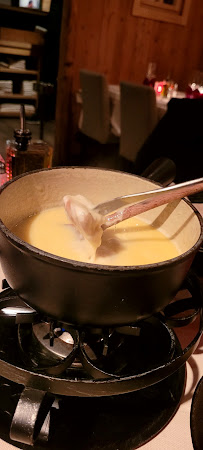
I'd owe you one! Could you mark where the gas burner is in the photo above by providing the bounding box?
[0,271,201,395]
[17,315,176,379]
[0,271,201,447]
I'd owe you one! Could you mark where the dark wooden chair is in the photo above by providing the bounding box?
[133,98,203,201]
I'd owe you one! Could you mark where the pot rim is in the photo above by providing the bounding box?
[0,166,203,274]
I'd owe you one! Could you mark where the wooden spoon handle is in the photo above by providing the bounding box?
[103,178,203,229]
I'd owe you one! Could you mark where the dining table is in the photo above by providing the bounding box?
[108,84,186,137]
[0,162,202,449]
[0,159,202,450]
[76,85,185,138]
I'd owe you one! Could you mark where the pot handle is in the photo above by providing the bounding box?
[141,157,176,187]
[10,387,55,445]
[159,272,202,328]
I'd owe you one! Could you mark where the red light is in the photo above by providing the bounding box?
[157,85,163,93]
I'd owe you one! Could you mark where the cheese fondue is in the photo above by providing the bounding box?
[63,194,103,252]
[11,205,180,266]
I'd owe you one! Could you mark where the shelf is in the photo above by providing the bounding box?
[0,111,35,117]
[0,68,38,75]
[0,40,31,50]
[0,46,31,56]
[0,5,48,17]
[0,93,37,100]
[0,27,43,117]
[0,28,45,47]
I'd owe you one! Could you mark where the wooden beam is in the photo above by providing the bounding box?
[54,0,79,166]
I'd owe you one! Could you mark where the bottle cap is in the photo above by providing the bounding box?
[14,105,32,151]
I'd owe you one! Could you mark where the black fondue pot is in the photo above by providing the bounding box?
[0,167,202,326]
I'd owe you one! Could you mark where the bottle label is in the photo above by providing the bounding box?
[6,143,53,180]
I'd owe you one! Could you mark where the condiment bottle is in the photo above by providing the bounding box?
[5,104,53,181]
[0,155,7,186]
[143,62,157,88]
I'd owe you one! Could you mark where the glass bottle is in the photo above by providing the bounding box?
[5,104,53,181]
[143,62,157,88]
[0,155,7,186]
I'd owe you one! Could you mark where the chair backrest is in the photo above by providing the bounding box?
[79,69,110,144]
[119,81,158,162]
[134,97,203,187]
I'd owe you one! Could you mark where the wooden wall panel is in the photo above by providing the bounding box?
[70,0,203,89]
[55,0,203,164]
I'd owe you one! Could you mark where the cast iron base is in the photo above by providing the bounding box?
[0,365,185,450]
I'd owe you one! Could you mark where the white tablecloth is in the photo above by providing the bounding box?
[108,85,185,137]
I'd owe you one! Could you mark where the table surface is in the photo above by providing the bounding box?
[108,85,185,136]
[0,205,202,450]
[76,85,185,139]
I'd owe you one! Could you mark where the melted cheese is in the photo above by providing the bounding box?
[11,205,180,266]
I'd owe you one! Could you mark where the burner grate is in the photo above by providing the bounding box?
[0,272,201,447]
[16,315,176,379]
[0,271,201,397]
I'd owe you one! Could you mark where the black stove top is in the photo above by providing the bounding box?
[0,270,201,448]
[0,272,201,394]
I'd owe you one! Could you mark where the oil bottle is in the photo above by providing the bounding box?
[6,104,53,181]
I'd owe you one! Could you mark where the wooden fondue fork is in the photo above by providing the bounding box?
[93,178,203,229]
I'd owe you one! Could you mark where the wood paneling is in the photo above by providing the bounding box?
[55,0,203,164]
